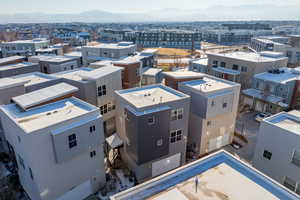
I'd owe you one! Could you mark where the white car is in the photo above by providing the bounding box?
[255,112,272,122]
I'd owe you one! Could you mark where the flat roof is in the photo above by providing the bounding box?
[0,78,29,90]
[2,39,49,44]
[265,110,300,135]
[30,55,76,63]
[181,76,238,93]
[11,72,60,87]
[143,68,162,76]
[64,51,82,57]
[0,62,38,71]
[110,151,300,200]
[191,58,208,66]
[207,51,287,63]
[1,97,97,132]
[80,66,123,80]
[254,67,300,83]
[112,55,142,65]
[12,83,78,110]
[54,68,94,82]
[0,56,25,65]
[163,71,205,79]
[84,42,135,49]
[116,84,188,109]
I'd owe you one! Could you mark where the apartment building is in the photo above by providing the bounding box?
[178,76,240,156]
[0,56,26,66]
[81,42,136,66]
[0,85,106,200]
[0,78,28,105]
[64,51,83,67]
[111,150,299,200]
[163,71,205,90]
[0,62,40,78]
[251,35,300,65]
[54,66,123,135]
[0,38,50,57]
[142,67,163,86]
[112,57,142,89]
[207,51,288,88]
[253,110,300,195]
[243,67,300,114]
[127,30,202,49]
[29,55,79,74]
[115,84,190,182]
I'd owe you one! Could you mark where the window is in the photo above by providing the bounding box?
[207,121,211,126]
[90,125,96,133]
[68,134,77,149]
[292,150,300,167]
[156,139,163,146]
[29,168,34,180]
[170,130,182,143]
[148,116,155,125]
[211,100,215,107]
[263,150,272,160]
[100,104,108,115]
[18,155,25,169]
[241,66,247,72]
[220,62,226,67]
[171,108,183,121]
[212,60,218,67]
[97,85,107,97]
[222,102,227,108]
[90,151,96,158]
[232,64,239,70]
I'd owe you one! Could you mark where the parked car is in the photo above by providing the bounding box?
[255,112,272,122]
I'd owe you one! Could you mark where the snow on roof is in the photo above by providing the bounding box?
[163,71,205,79]
[254,67,300,83]
[12,83,78,110]
[207,51,287,62]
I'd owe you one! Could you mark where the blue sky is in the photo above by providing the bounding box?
[1,0,299,14]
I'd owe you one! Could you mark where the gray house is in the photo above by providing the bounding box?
[115,84,190,182]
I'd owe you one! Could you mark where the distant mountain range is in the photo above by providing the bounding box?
[0,4,300,24]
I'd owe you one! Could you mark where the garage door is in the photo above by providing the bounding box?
[57,180,93,200]
[152,153,181,177]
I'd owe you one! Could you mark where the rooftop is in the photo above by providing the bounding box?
[84,42,136,49]
[12,83,78,110]
[0,62,38,71]
[112,55,142,65]
[163,71,205,79]
[30,55,76,63]
[2,38,49,44]
[0,56,25,65]
[116,84,188,108]
[207,51,287,63]
[0,78,29,90]
[254,67,300,83]
[64,51,82,57]
[79,66,123,80]
[180,76,238,93]
[110,150,300,200]
[11,72,60,87]
[143,67,162,76]
[265,110,300,135]
[1,97,97,133]
[191,58,208,66]
[54,68,94,82]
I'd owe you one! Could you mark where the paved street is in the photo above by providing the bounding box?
[224,111,260,163]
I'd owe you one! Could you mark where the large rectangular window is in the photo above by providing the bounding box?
[170,130,182,143]
[97,85,107,97]
[68,134,77,149]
